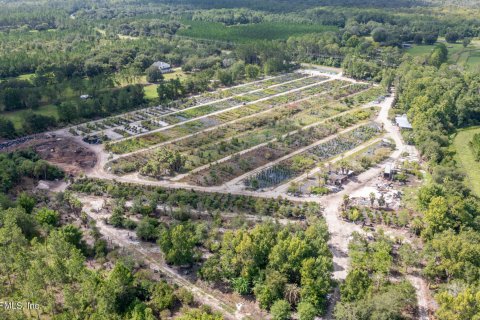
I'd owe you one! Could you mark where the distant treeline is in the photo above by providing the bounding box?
[163,0,423,11]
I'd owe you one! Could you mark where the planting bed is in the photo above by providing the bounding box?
[243,123,382,190]
[158,75,328,125]
[105,79,350,154]
[182,110,377,187]
[68,73,309,141]
[107,84,381,177]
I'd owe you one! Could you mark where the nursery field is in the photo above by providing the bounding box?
[105,73,339,153]
[69,72,307,142]
[104,70,386,190]
[243,123,383,190]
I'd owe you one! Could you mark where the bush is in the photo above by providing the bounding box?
[270,300,291,320]
[149,281,175,312]
[445,31,459,43]
[0,117,15,138]
[123,219,137,230]
[297,301,316,320]
[61,224,84,249]
[109,212,125,228]
[136,217,159,241]
[22,112,57,134]
[35,207,59,226]
[423,33,438,45]
[232,277,250,295]
[94,239,108,258]
[372,27,388,43]
[175,288,194,306]
[309,186,329,195]
[145,65,164,83]
[17,192,36,214]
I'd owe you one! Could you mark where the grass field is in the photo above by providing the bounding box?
[3,104,58,129]
[407,40,480,71]
[177,20,337,42]
[144,85,159,100]
[117,69,185,89]
[16,73,35,81]
[143,69,186,100]
[407,45,434,57]
[164,69,187,80]
[453,126,480,196]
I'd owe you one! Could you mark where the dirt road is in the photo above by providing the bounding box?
[78,195,262,320]
[105,80,356,165]
[108,76,335,147]
[65,86,431,318]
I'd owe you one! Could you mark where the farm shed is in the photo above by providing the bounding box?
[395,114,413,130]
[328,170,354,186]
[384,163,397,179]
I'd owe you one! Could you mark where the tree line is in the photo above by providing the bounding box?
[393,43,480,319]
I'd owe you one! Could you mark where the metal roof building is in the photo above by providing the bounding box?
[395,114,413,129]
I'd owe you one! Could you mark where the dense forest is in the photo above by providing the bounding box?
[390,57,480,319]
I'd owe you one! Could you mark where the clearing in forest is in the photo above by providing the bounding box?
[453,126,480,196]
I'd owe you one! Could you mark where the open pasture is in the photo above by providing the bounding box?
[453,126,480,196]
[407,40,480,71]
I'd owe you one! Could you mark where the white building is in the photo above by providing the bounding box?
[151,61,172,73]
[395,114,413,130]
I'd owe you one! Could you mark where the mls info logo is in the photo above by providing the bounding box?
[0,301,40,310]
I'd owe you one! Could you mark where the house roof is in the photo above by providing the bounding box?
[395,114,413,129]
[152,61,171,69]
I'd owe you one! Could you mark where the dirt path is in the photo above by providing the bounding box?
[67,87,431,319]
[78,195,257,320]
[315,93,431,319]
[106,80,356,165]
[407,274,430,320]
[108,76,336,147]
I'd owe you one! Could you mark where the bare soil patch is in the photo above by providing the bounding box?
[3,135,97,175]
